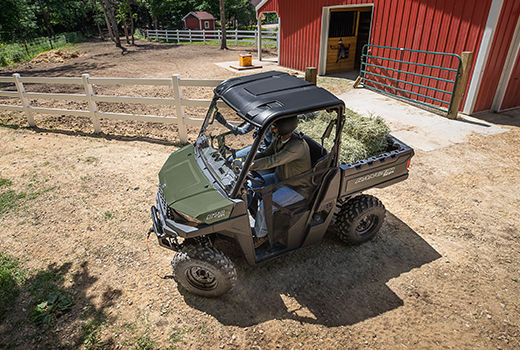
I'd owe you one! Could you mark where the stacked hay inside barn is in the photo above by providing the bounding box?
[298,109,390,164]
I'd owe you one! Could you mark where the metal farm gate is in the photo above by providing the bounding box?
[359,44,463,116]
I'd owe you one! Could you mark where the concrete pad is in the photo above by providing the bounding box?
[337,87,508,152]
[215,58,279,74]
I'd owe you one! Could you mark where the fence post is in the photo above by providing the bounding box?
[13,73,35,127]
[166,30,169,43]
[218,29,221,44]
[447,51,474,119]
[203,30,206,45]
[171,74,187,143]
[82,74,101,133]
[189,29,192,43]
[235,28,238,46]
[305,67,317,85]
[176,29,179,43]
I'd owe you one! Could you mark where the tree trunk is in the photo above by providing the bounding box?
[97,22,104,40]
[99,0,115,43]
[130,15,135,45]
[220,0,227,49]
[37,0,54,48]
[123,19,130,44]
[99,0,127,54]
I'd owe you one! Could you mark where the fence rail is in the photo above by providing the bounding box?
[144,28,278,48]
[0,73,225,143]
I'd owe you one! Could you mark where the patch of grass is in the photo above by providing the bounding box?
[104,211,113,219]
[0,253,25,318]
[0,32,83,67]
[0,178,12,188]
[83,319,109,350]
[169,327,189,343]
[0,189,27,215]
[29,269,74,326]
[133,334,157,350]
[0,177,56,215]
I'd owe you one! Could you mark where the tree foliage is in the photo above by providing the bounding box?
[0,0,257,43]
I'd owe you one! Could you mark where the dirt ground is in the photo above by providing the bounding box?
[0,39,519,349]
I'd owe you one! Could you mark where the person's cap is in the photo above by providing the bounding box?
[274,116,298,136]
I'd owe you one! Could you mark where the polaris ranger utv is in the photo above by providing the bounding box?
[150,71,414,297]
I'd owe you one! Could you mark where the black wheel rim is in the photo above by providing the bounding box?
[355,214,379,236]
[185,266,218,291]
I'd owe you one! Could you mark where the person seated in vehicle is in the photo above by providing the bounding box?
[214,111,273,159]
[248,116,312,246]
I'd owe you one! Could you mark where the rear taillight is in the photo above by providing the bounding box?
[406,159,411,169]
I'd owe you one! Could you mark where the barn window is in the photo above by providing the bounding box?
[204,21,210,29]
[329,11,357,37]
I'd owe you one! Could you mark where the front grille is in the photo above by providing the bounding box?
[157,187,173,220]
[157,187,167,211]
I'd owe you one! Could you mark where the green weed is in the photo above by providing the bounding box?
[29,269,74,326]
[104,211,113,219]
[0,253,25,318]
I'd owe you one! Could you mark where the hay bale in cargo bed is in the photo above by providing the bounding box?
[297,109,390,164]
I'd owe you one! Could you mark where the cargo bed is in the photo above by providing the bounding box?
[339,135,414,199]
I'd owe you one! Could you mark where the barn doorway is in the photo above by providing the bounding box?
[319,5,373,76]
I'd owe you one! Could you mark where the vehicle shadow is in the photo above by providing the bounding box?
[0,261,122,349]
[181,212,441,327]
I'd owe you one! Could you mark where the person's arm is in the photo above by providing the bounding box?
[254,136,276,159]
[235,122,255,135]
[251,140,304,170]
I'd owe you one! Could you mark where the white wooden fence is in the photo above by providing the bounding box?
[145,29,278,48]
[0,73,226,143]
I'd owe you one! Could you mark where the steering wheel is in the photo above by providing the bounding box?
[246,170,265,186]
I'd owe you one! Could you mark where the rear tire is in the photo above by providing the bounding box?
[334,195,386,244]
[171,244,236,297]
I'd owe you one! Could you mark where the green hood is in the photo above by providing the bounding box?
[158,144,234,224]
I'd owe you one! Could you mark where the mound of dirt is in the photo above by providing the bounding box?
[30,49,81,64]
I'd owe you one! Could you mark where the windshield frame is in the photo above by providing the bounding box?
[195,96,259,198]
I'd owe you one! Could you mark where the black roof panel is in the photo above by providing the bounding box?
[214,71,345,127]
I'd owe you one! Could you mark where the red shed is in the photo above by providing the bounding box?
[182,11,216,31]
[256,0,520,114]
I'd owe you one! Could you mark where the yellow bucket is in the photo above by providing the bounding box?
[239,54,252,67]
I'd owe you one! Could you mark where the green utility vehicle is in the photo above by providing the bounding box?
[150,71,414,297]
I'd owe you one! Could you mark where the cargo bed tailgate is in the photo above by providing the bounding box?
[339,135,414,198]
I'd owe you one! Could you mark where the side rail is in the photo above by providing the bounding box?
[359,44,462,117]
[0,74,224,143]
[145,29,278,48]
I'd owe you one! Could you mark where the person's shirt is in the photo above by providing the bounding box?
[251,132,311,190]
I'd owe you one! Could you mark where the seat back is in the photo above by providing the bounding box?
[302,134,327,167]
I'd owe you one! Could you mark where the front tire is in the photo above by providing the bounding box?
[171,244,237,297]
[334,195,386,244]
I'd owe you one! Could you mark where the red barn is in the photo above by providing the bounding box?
[182,11,216,30]
[255,0,520,114]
